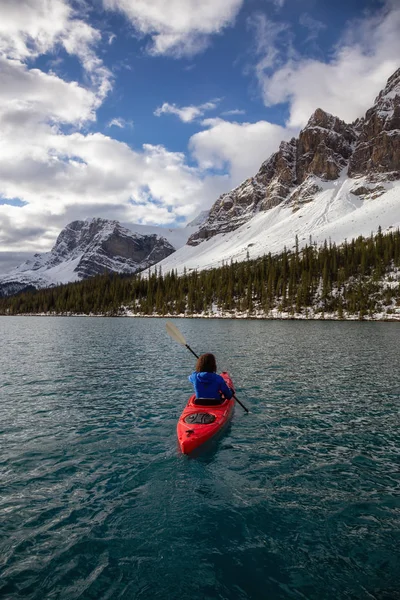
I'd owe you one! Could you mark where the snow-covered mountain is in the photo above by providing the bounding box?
[0,218,176,296]
[156,68,400,274]
[2,69,399,293]
[156,175,400,274]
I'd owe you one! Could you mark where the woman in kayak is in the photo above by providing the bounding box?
[189,353,234,405]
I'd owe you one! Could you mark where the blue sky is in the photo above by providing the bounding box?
[0,0,399,272]
[61,0,384,152]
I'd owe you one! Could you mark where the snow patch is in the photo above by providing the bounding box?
[156,176,400,275]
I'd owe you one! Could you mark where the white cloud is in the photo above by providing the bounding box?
[102,0,244,57]
[0,121,227,252]
[0,1,113,122]
[0,57,99,127]
[221,109,246,116]
[107,117,133,128]
[154,100,219,122]
[0,0,70,60]
[256,2,400,127]
[0,0,112,98]
[62,19,112,100]
[0,0,229,254]
[247,12,294,82]
[0,58,228,253]
[189,118,295,186]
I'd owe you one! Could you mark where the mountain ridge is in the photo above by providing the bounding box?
[0,218,176,297]
[187,67,400,248]
[2,68,399,294]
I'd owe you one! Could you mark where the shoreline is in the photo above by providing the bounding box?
[2,310,400,321]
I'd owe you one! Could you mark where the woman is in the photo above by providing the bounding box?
[189,353,233,405]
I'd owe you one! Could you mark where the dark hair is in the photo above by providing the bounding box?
[196,353,217,373]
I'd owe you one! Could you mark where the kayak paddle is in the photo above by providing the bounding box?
[165,321,249,413]
[165,320,199,359]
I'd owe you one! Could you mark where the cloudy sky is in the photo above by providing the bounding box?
[0,0,399,273]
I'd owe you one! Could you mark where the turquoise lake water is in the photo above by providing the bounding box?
[1,316,399,600]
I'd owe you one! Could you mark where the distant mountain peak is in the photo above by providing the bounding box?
[0,218,176,297]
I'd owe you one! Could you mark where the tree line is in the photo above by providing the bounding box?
[1,228,399,319]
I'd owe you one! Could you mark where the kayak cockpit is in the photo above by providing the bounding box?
[183,412,216,424]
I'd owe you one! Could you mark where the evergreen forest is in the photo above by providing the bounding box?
[1,228,400,319]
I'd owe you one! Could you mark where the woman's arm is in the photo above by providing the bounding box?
[217,375,233,399]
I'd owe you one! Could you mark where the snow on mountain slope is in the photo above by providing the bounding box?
[0,218,177,296]
[155,69,399,274]
[0,220,198,279]
[184,68,399,256]
[156,175,400,274]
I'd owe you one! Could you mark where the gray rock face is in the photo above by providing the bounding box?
[188,68,400,245]
[296,109,357,182]
[349,67,400,177]
[187,139,298,246]
[0,218,176,297]
[72,222,175,278]
[188,110,357,245]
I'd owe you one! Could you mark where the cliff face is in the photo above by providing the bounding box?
[349,68,400,178]
[188,68,400,246]
[188,109,359,246]
[296,109,357,182]
[187,138,298,245]
[0,219,176,297]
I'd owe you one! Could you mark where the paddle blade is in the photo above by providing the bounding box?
[166,321,187,346]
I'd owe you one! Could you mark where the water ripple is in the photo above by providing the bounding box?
[0,317,399,599]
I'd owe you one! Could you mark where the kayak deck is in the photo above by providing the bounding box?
[177,372,235,454]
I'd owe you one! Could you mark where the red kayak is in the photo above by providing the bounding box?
[177,372,235,454]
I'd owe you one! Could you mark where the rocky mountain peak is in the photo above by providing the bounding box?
[297,109,357,183]
[54,218,114,257]
[348,67,400,177]
[188,107,358,246]
[187,137,298,246]
[0,218,176,297]
[306,108,344,132]
[188,67,399,246]
[376,67,400,103]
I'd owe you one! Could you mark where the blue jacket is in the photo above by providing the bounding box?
[189,372,233,400]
